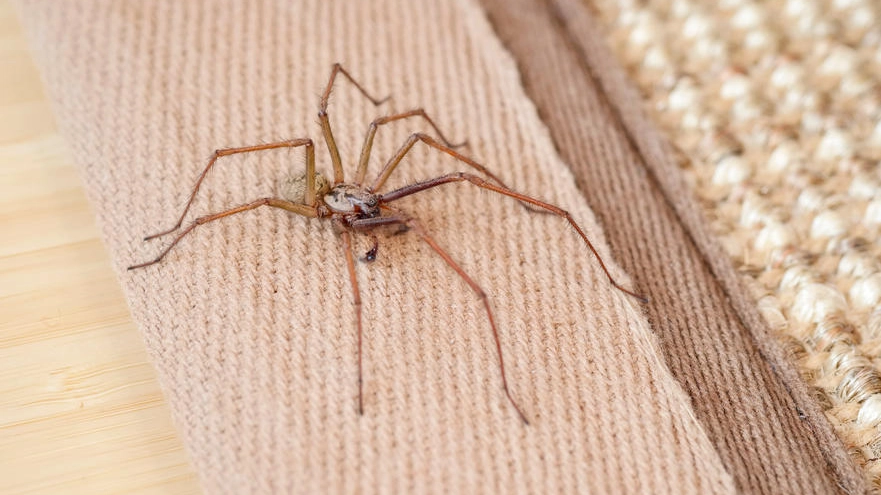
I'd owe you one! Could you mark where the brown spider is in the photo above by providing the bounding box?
[128,63,646,424]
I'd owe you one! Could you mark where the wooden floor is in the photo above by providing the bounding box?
[0,2,201,493]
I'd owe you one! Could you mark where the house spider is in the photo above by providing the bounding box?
[128,63,646,424]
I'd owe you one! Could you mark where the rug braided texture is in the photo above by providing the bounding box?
[591,0,881,489]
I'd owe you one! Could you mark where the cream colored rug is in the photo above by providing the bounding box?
[591,0,881,490]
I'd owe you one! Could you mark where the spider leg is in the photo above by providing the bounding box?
[354,109,467,185]
[371,133,505,192]
[128,198,317,270]
[144,139,316,241]
[338,229,366,415]
[319,63,390,184]
[349,211,531,425]
[369,133,548,215]
[380,172,648,303]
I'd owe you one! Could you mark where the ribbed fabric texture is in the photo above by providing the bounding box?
[476,1,867,493]
[13,0,736,494]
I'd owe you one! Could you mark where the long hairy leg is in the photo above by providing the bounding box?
[380,172,648,302]
[128,198,317,270]
[354,109,466,185]
[338,230,367,415]
[349,212,531,424]
[369,133,548,215]
[318,63,390,184]
[370,133,509,192]
[144,139,315,241]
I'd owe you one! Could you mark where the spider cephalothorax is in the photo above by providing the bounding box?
[322,183,381,219]
[281,171,381,221]
[128,63,646,425]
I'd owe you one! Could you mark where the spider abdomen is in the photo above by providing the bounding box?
[280,172,331,204]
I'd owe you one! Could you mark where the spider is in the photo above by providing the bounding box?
[128,63,647,425]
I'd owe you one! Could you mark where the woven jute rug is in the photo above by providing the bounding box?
[13,0,874,493]
[583,0,881,491]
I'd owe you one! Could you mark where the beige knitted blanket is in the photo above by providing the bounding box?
[13,0,867,493]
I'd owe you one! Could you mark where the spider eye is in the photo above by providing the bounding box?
[367,197,378,207]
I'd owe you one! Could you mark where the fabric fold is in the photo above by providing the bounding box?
[476,0,865,493]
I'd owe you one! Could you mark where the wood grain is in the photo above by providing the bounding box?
[0,1,200,493]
